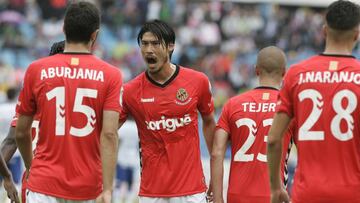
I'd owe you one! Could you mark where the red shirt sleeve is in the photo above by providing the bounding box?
[197,73,214,116]
[103,68,123,113]
[17,64,36,116]
[119,85,129,123]
[216,99,231,134]
[277,67,295,117]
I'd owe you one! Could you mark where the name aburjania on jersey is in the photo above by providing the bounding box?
[298,71,360,85]
[40,67,104,82]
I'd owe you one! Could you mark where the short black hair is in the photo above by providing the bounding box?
[137,19,176,59]
[63,1,100,43]
[326,0,360,30]
[6,87,17,101]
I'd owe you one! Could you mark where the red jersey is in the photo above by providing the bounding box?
[217,87,292,203]
[277,54,360,203]
[120,65,214,197]
[17,53,122,200]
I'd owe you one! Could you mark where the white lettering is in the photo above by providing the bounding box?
[145,114,192,132]
[40,67,104,82]
[298,71,360,85]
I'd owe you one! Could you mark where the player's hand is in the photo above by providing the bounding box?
[271,188,290,203]
[49,40,65,56]
[206,182,214,202]
[95,189,112,203]
[3,176,20,203]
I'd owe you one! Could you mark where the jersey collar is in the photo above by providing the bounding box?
[254,86,279,91]
[319,53,356,58]
[145,65,180,88]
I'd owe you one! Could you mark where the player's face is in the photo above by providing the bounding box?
[140,32,170,74]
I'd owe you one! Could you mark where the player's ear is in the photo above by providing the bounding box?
[91,29,100,43]
[354,27,359,41]
[168,43,175,52]
[255,65,260,76]
[322,24,328,38]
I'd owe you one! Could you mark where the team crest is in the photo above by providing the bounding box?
[176,88,188,102]
[175,88,192,105]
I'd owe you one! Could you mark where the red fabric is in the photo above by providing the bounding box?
[17,53,122,200]
[217,88,292,201]
[120,66,214,197]
[278,55,360,202]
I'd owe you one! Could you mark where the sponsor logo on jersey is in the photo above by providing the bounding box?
[175,88,192,105]
[145,114,192,132]
[141,97,155,103]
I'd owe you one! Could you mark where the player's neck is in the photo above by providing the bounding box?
[258,77,280,89]
[148,63,176,84]
[63,42,92,54]
[323,40,354,55]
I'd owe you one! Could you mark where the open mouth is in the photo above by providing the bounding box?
[145,57,157,64]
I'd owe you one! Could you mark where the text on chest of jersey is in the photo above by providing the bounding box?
[40,67,104,82]
[145,114,192,132]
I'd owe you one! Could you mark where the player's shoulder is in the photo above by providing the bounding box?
[90,55,120,72]
[179,66,209,81]
[28,55,55,68]
[123,72,145,90]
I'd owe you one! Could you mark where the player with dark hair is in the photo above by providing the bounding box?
[120,19,216,203]
[211,46,292,203]
[267,0,360,202]
[15,1,122,203]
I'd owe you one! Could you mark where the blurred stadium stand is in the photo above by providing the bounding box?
[0,0,358,202]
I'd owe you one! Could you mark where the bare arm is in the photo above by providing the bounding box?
[211,128,228,203]
[100,110,120,193]
[1,126,18,163]
[267,112,291,203]
[15,114,33,171]
[201,112,216,154]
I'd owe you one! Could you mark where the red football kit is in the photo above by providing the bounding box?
[16,53,122,200]
[277,54,360,203]
[217,87,292,203]
[120,65,214,197]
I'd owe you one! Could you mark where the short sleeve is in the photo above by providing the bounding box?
[276,68,295,117]
[197,74,214,115]
[103,68,123,113]
[216,100,231,134]
[119,85,129,123]
[17,65,36,116]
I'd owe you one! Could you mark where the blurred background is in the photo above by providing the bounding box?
[0,0,359,202]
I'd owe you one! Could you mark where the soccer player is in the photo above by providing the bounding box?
[0,89,20,203]
[119,19,216,203]
[0,41,65,203]
[15,2,122,202]
[211,46,292,203]
[267,1,360,203]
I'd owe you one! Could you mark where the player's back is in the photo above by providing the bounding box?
[18,53,122,200]
[218,87,291,203]
[279,54,360,203]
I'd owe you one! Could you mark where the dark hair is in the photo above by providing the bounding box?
[326,0,360,30]
[6,87,18,101]
[137,19,176,59]
[63,1,100,43]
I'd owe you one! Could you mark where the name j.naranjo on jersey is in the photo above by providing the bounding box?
[40,67,104,82]
[298,71,360,84]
